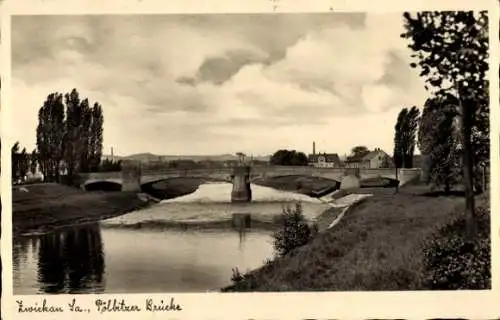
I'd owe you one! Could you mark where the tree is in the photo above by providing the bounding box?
[393,109,407,169]
[63,88,82,178]
[403,107,420,168]
[79,98,92,173]
[402,11,489,238]
[419,96,461,194]
[11,142,20,180]
[393,106,420,169]
[30,149,38,175]
[36,93,65,182]
[270,149,308,166]
[350,146,369,159]
[89,103,104,172]
[273,203,317,257]
[11,143,29,181]
[100,159,122,172]
[35,89,105,181]
[19,148,29,179]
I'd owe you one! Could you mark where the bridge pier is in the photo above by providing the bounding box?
[340,168,361,190]
[231,166,252,202]
[121,160,142,192]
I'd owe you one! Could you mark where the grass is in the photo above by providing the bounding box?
[141,177,217,200]
[222,184,487,291]
[254,175,339,193]
[12,183,150,236]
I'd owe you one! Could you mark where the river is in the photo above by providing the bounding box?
[13,182,332,294]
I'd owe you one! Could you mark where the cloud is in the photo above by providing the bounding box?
[11,13,429,156]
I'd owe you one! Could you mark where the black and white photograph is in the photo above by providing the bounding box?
[7,8,493,299]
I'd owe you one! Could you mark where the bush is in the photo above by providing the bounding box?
[231,267,244,283]
[224,267,258,292]
[421,205,490,289]
[272,203,318,257]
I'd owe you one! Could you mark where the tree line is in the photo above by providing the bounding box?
[11,144,124,182]
[11,142,31,181]
[400,11,489,238]
[11,89,106,183]
[270,149,309,166]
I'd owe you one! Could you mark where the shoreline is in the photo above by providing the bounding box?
[13,183,154,237]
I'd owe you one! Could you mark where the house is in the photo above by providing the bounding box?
[344,148,391,169]
[308,153,342,168]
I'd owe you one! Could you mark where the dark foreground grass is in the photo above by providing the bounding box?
[223,186,476,291]
[13,183,150,235]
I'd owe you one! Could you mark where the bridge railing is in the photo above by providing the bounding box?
[141,167,234,176]
[81,165,417,184]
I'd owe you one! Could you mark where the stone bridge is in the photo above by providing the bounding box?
[79,161,421,192]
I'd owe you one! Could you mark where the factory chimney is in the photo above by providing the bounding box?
[313,141,316,155]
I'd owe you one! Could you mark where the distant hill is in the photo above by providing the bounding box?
[101,153,270,163]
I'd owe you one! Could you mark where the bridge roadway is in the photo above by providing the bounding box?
[79,165,421,188]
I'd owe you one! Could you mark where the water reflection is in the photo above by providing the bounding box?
[237,225,247,252]
[23,224,105,294]
[14,222,274,294]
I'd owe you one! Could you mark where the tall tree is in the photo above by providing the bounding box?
[36,93,65,182]
[30,149,38,175]
[19,147,29,179]
[402,106,420,168]
[50,93,65,181]
[35,89,105,181]
[11,142,20,180]
[402,11,489,238]
[419,96,460,194]
[36,96,50,180]
[89,103,104,172]
[393,109,408,169]
[394,107,420,169]
[63,89,82,178]
[79,98,92,173]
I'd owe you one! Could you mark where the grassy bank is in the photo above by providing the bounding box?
[142,177,212,200]
[253,175,339,197]
[12,175,337,236]
[223,185,489,291]
[144,175,341,200]
[13,183,151,236]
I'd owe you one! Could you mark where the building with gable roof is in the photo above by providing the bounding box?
[344,148,392,169]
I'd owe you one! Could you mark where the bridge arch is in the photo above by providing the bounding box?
[82,178,123,191]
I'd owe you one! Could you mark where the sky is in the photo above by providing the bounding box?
[12,13,429,157]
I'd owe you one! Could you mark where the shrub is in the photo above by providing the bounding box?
[421,204,490,289]
[231,267,244,283]
[272,203,318,257]
[224,267,258,292]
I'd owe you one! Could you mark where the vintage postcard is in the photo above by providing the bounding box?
[1,0,499,319]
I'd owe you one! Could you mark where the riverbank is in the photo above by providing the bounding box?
[222,186,488,291]
[13,175,339,236]
[143,175,341,200]
[13,183,152,236]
